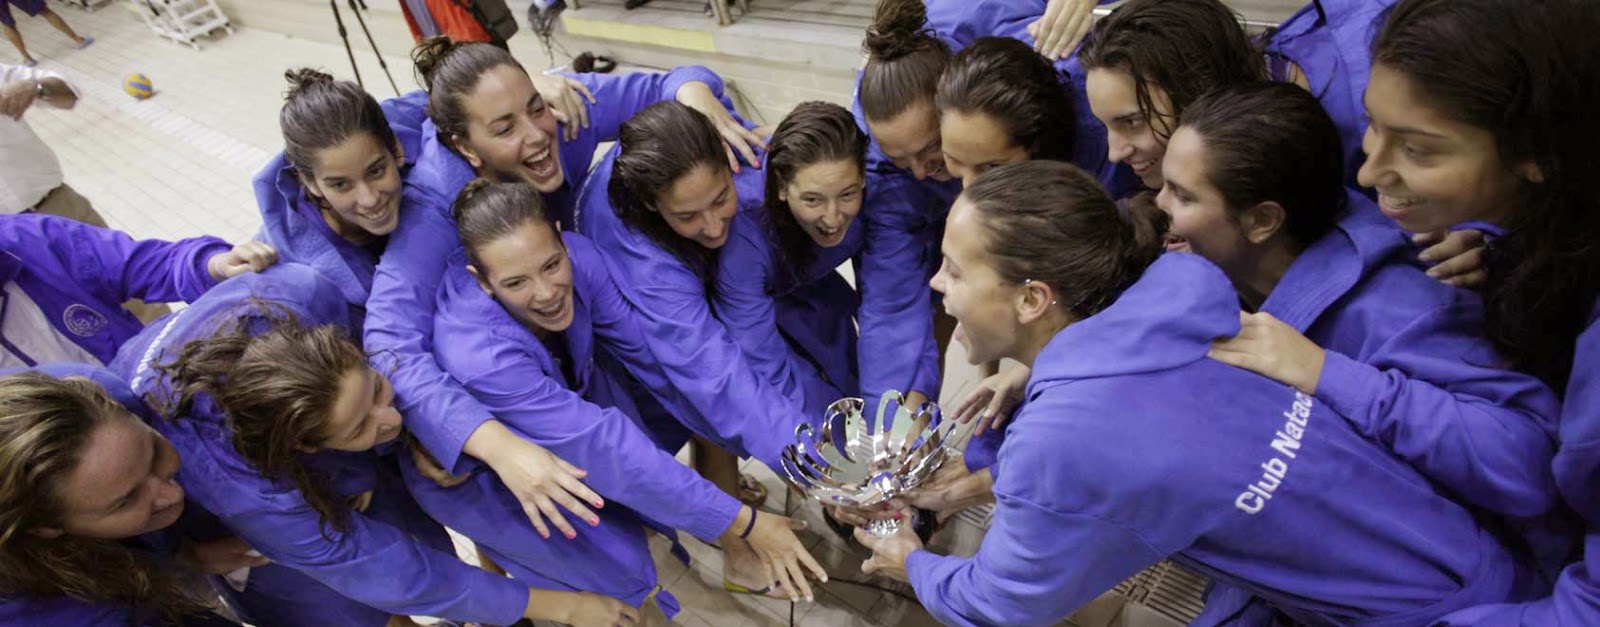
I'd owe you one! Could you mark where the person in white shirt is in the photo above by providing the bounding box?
[0,61,103,225]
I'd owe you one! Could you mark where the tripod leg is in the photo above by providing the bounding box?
[330,0,364,88]
[347,0,400,96]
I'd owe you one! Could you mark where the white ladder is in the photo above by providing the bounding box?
[123,0,233,50]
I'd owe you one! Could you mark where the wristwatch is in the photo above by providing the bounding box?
[33,80,45,98]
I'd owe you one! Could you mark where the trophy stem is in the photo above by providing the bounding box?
[866,517,902,537]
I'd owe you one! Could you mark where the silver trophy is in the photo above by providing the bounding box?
[779,391,964,536]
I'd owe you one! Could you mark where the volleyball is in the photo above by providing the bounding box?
[123,73,153,100]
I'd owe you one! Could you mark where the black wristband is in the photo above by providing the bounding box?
[738,504,758,539]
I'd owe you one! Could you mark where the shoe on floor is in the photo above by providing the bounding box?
[74,36,94,50]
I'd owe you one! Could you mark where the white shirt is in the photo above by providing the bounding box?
[0,282,102,368]
[0,63,80,214]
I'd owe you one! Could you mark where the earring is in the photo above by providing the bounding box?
[1025,279,1060,306]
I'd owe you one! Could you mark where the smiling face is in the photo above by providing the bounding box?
[452,65,565,193]
[469,221,577,333]
[780,159,865,248]
[928,198,1026,365]
[866,100,951,182]
[315,367,403,453]
[1155,127,1254,276]
[939,109,1031,189]
[658,163,739,250]
[51,413,184,540]
[300,133,404,239]
[1356,63,1523,233]
[1086,67,1174,190]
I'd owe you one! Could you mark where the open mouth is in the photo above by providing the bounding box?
[1129,158,1158,176]
[1163,233,1191,253]
[529,299,564,319]
[356,202,392,225]
[1377,192,1421,218]
[523,147,558,180]
[814,222,848,245]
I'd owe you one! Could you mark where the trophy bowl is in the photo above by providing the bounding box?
[778,391,964,536]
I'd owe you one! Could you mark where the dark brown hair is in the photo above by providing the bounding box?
[1078,0,1266,141]
[0,373,208,619]
[859,0,951,122]
[1179,82,1343,246]
[762,101,868,285]
[1374,0,1600,390]
[936,37,1077,163]
[455,178,560,271]
[412,36,527,147]
[607,101,730,291]
[962,161,1167,317]
[280,68,399,177]
[156,307,368,535]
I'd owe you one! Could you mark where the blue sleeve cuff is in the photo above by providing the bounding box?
[906,549,963,626]
[1314,349,1383,437]
[179,236,232,300]
[693,494,744,544]
[478,575,530,626]
[661,65,724,102]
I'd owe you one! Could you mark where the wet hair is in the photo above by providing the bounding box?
[155,307,368,535]
[1178,82,1343,246]
[1078,0,1266,140]
[859,0,952,122]
[280,68,399,178]
[0,373,207,619]
[763,102,868,287]
[454,178,561,271]
[936,37,1077,163]
[607,101,730,292]
[1374,0,1600,390]
[961,161,1167,318]
[411,36,528,148]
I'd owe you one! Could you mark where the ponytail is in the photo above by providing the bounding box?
[279,67,397,177]
[859,0,951,122]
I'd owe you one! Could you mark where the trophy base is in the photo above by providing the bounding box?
[866,516,903,537]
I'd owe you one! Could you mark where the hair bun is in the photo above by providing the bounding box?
[411,35,463,89]
[864,0,934,60]
[284,67,335,102]
[1122,192,1171,266]
[456,177,495,207]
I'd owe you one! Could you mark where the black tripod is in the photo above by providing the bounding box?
[330,0,401,96]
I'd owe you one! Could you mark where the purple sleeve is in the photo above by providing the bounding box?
[204,478,528,625]
[362,198,489,473]
[585,220,805,466]
[1314,306,1561,518]
[445,328,741,543]
[855,176,943,402]
[713,226,815,402]
[380,90,432,167]
[908,493,1162,626]
[572,65,727,143]
[31,214,228,304]
[1553,312,1600,527]
[1438,532,1600,626]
